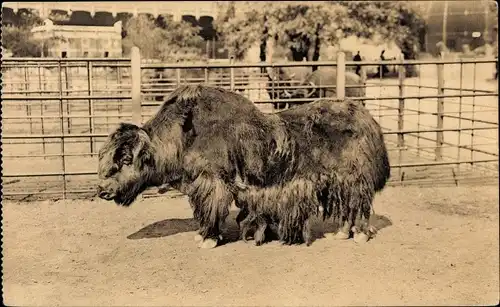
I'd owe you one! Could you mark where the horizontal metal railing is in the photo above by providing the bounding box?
[2,51,498,200]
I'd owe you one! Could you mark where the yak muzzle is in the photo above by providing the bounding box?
[97,185,115,200]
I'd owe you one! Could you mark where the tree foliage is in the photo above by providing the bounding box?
[215,1,426,66]
[2,26,43,57]
[1,8,46,57]
[122,14,206,61]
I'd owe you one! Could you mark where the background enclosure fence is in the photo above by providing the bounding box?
[2,51,498,200]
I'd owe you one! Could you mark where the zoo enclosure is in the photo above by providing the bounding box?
[2,49,498,200]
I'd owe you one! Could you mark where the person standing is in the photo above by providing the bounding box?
[376,50,389,78]
[353,51,362,76]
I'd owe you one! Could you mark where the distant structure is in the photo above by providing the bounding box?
[1,2,218,21]
[2,1,222,58]
[31,19,123,58]
[419,1,497,54]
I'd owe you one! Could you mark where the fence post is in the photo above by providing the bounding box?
[131,46,142,126]
[397,53,406,149]
[87,61,95,154]
[176,66,181,87]
[336,52,346,99]
[24,66,33,134]
[64,64,71,134]
[204,67,209,84]
[435,54,445,161]
[397,53,406,181]
[38,64,46,158]
[360,63,367,84]
[57,60,67,200]
[229,56,235,91]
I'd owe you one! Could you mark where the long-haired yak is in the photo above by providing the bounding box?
[97,84,390,248]
[284,67,366,101]
[266,67,366,110]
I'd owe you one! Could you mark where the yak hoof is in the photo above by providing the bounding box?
[194,234,203,242]
[353,232,370,244]
[331,231,350,240]
[198,238,219,249]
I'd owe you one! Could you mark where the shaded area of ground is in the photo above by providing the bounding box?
[2,185,499,306]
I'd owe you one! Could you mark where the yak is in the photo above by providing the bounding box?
[266,67,366,110]
[97,84,390,249]
[283,67,366,101]
[265,67,299,110]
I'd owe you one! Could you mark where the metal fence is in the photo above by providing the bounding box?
[2,50,498,201]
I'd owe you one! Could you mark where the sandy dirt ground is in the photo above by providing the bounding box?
[2,184,499,306]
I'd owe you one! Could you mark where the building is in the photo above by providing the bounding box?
[2,1,221,58]
[31,19,122,58]
[416,0,498,53]
[1,2,218,24]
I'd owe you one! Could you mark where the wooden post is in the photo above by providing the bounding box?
[229,56,235,91]
[176,66,181,87]
[87,61,95,154]
[397,53,406,180]
[397,53,406,149]
[360,59,367,106]
[336,52,345,99]
[131,46,142,126]
[435,53,445,161]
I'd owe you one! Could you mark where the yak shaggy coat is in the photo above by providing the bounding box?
[285,67,366,100]
[97,84,390,248]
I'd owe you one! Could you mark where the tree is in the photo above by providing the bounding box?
[340,1,426,76]
[214,1,270,61]
[1,9,45,57]
[122,14,206,62]
[215,2,425,75]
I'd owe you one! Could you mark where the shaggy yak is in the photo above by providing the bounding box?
[267,67,366,110]
[284,67,366,102]
[96,84,390,248]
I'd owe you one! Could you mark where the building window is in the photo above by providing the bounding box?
[61,51,67,58]
[104,51,109,58]
[83,51,89,57]
[82,38,90,48]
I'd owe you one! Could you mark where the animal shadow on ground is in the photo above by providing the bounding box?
[127,210,393,246]
[127,210,244,245]
[319,213,393,241]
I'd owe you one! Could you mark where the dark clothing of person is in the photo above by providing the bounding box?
[376,53,389,78]
[353,53,362,76]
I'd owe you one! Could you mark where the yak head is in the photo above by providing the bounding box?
[96,123,156,206]
[265,67,296,100]
[284,80,319,99]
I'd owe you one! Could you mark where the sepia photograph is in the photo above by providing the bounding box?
[1,1,498,305]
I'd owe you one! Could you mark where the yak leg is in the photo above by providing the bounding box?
[333,207,357,240]
[253,215,270,246]
[236,206,249,229]
[352,201,376,244]
[239,212,269,245]
[279,220,305,245]
[239,212,255,243]
[303,218,313,246]
[189,175,233,249]
[253,223,267,246]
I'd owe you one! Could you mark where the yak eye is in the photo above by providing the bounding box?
[107,164,119,177]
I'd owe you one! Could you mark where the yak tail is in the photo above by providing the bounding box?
[374,149,391,192]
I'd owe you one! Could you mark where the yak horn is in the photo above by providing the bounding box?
[306,81,316,98]
[284,90,292,98]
